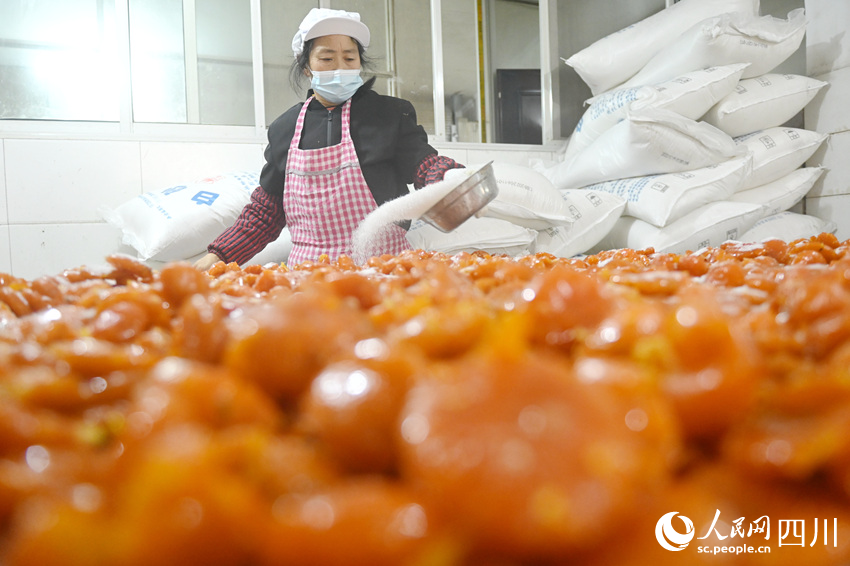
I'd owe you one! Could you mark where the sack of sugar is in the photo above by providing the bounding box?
[540,107,745,191]
[564,0,758,95]
[615,9,807,91]
[566,63,748,160]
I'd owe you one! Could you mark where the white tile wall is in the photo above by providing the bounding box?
[804,0,850,77]
[806,131,850,198]
[806,195,850,241]
[139,142,265,192]
[4,139,142,224]
[801,0,850,236]
[805,66,850,134]
[0,138,274,279]
[0,142,9,275]
[0,225,11,274]
[0,140,7,225]
[8,223,132,281]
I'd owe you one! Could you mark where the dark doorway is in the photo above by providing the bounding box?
[495,68,542,144]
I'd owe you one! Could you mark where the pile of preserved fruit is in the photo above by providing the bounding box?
[2,234,850,565]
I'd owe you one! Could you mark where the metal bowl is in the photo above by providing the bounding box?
[420,161,499,233]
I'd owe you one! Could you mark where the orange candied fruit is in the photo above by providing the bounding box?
[1,238,850,565]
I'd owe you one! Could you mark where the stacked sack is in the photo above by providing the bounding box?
[101,171,294,267]
[406,162,626,259]
[535,0,833,254]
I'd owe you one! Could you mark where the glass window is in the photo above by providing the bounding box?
[129,0,254,125]
[0,0,549,142]
[441,0,481,142]
[490,0,541,144]
[327,0,400,102]
[196,0,254,125]
[129,0,186,123]
[261,0,318,126]
[437,0,541,143]
[392,0,434,135]
[0,0,119,121]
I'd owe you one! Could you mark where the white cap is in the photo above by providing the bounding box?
[291,8,370,58]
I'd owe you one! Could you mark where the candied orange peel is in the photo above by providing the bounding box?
[1,236,850,565]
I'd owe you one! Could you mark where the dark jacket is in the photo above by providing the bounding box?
[261,77,437,204]
[208,78,439,264]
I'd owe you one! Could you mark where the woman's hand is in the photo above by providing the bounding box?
[193,252,222,271]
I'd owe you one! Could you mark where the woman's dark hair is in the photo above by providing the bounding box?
[288,38,373,94]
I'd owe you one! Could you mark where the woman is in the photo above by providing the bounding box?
[194,8,463,270]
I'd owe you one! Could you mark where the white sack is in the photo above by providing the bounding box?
[355,163,568,261]
[702,74,828,137]
[533,190,626,258]
[592,200,764,254]
[540,107,744,192]
[736,127,828,190]
[564,0,759,95]
[567,87,650,161]
[616,9,808,91]
[740,211,836,242]
[730,167,823,215]
[352,176,467,263]
[586,156,751,228]
[567,64,749,159]
[654,63,750,119]
[446,162,574,230]
[244,228,293,266]
[100,171,259,262]
[406,217,536,256]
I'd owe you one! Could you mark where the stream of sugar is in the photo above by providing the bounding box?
[350,177,462,264]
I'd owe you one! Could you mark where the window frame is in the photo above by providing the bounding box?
[0,0,267,143]
[1,0,564,147]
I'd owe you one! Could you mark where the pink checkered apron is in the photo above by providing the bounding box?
[283,97,409,265]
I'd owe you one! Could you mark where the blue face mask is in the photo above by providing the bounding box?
[310,68,364,104]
